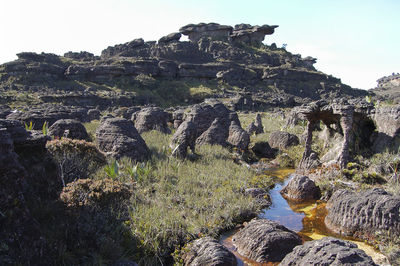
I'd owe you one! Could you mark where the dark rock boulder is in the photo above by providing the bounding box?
[232,218,302,262]
[172,108,186,129]
[87,109,101,121]
[280,175,320,201]
[268,131,299,150]
[230,24,278,46]
[251,141,276,159]
[48,119,89,140]
[227,120,250,150]
[131,107,171,134]
[0,105,11,118]
[280,237,377,266]
[170,120,196,158]
[114,106,141,120]
[325,188,400,236]
[182,237,237,266]
[158,32,181,44]
[95,118,149,161]
[101,38,146,58]
[196,118,228,146]
[246,113,263,135]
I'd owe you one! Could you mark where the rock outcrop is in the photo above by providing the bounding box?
[230,24,278,46]
[280,237,377,266]
[280,175,320,201]
[232,218,302,262]
[246,113,263,135]
[325,188,400,236]
[131,106,171,134]
[95,117,149,161]
[227,121,250,150]
[268,131,299,150]
[182,237,237,266]
[179,23,233,43]
[48,119,89,140]
[251,141,277,159]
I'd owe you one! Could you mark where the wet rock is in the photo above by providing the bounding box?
[95,118,149,161]
[232,218,302,262]
[280,237,377,266]
[251,141,276,159]
[325,188,400,236]
[196,118,228,146]
[131,107,171,134]
[268,131,299,150]
[280,175,320,201]
[48,119,89,140]
[182,237,237,266]
[227,120,250,150]
[246,113,263,135]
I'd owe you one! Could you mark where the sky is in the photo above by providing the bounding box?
[0,0,399,90]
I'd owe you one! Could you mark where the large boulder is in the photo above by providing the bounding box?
[280,237,377,266]
[196,118,228,146]
[158,32,181,44]
[232,218,302,262]
[48,119,89,140]
[325,188,400,236]
[268,131,299,150]
[280,175,320,202]
[95,118,149,161]
[0,105,11,118]
[131,107,171,134]
[227,121,250,150]
[251,141,276,159]
[182,237,237,266]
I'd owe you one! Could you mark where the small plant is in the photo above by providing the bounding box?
[25,121,33,131]
[104,160,119,180]
[42,121,48,135]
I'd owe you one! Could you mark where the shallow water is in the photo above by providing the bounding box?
[220,168,388,265]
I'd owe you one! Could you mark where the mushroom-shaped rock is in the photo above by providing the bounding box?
[227,121,250,150]
[179,23,233,43]
[230,24,278,46]
[158,32,181,44]
[49,119,89,140]
[95,118,149,161]
[280,237,377,266]
[182,237,237,266]
[232,218,302,262]
[268,131,299,150]
[325,188,400,236]
[131,107,171,134]
[280,175,320,201]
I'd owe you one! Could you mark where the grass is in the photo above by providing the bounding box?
[92,130,261,264]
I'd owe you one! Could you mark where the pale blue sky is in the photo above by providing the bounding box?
[1,0,398,90]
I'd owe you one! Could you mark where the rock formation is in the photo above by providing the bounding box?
[182,237,237,266]
[131,106,171,134]
[280,175,320,201]
[268,131,299,150]
[95,117,149,161]
[246,113,263,135]
[280,237,377,266]
[232,218,302,262]
[325,188,400,237]
[48,119,89,140]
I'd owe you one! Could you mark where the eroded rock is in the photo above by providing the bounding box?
[280,175,320,201]
[131,107,171,134]
[48,119,89,140]
[268,131,299,150]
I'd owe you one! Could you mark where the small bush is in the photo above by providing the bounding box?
[46,139,107,186]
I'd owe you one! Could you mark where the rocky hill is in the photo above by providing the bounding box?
[0,22,368,110]
[370,73,400,104]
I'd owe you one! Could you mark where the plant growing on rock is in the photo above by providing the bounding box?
[46,138,107,186]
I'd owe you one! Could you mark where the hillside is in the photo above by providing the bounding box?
[0,23,368,110]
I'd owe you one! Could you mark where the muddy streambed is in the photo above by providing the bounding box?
[220,168,387,265]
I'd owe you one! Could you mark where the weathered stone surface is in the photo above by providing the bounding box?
[114,106,141,120]
[179,23,233,43]
[0,105,11,118]
[87,109,101,121]
[230,24,278,46]
[196,118,228,146]
[101,38,146,58]
[182,237,237,266]
[268,131,299,150]
[95,118,149,161]
[246,113,263,135]
[280,237,377,266]
[280,175,320,201]
[373,106,400,138]
[48,119,89,140]
[325,188,400,236]
[232,218,302,262]
[170,120,196,158]
[227,120,250,150]
[6,105,88,129]
[131,107,171,134]
[178,62,232,79]
[63,51,96,61]
[158,32,181,44]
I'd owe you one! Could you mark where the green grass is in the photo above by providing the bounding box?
[93,130,260,263]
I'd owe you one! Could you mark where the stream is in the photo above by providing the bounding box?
[220,168,388,265]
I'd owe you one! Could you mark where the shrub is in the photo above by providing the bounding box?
[46,139,106,186]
